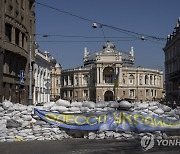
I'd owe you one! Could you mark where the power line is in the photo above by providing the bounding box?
[36,1,166,42]
[35,33,136,39]
[36,38,140,43]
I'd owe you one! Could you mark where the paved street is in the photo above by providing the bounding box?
[0,139,180,154]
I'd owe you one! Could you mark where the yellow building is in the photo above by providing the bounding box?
[61,42,164,102]
[50,57,61,101]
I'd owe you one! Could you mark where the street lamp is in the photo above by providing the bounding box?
[28,34,33,105]
[92,22,107,42]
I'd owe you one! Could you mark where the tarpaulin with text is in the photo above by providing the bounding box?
[34,108,180,132]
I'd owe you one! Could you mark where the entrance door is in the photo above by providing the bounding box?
[104,91,113,101]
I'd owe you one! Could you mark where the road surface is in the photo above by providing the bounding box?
[0,139,180,154]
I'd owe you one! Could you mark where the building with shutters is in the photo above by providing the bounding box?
[163,17,180,104]
[0,0,35,104]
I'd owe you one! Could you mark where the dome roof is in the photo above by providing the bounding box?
[103,41,115,50]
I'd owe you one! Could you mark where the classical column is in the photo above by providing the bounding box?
[148,74,151,85]
[68,75,70,86]
[100,67,103,84]
[96,66,99,84]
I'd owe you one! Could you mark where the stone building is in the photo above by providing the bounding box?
[163,17,180,104]
[33,49,51,104]
[0,0,35,104]
[61,42,164,102]
[50,58,61,101]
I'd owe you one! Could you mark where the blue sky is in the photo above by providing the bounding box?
[35,0,180,70]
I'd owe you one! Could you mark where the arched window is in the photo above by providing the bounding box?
[103,67,114,83]
[139,75,143,85]
[70,76,74,86]
[83,74,88,85]
[145,75,149,85]
[75,76,79,86]
[129,74,135,84]
[65,76,68,86]
[150,76,153,85]
[123,78,125,84]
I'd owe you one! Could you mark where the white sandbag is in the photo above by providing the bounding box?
[19,129,32,134]
[21,121,30,128]
[56,99,70,107]
[97,132,105,139]
[103,107,114,111]
[53,134,64,140]
[24,135,36,140]
[43,102,55,109]
[22,115,32,121]
[0,119,7,125]
[27,106,34,113]
[82,101,95,109]
[3,116,11,120]
[105,131,114,137]
[21,110,29,115]
[50,106,68,112]
[70,102,82,107]
[2,100,13,110]
[109,102,119,108]
[0,124,7,131]
[88,132,96,139]
[162,105,171,112]
[95,102,107,108]
[149,106,159,111]
[122,133,133,138]
[17,104,27,111]
[0,107,4,112]
[153,108,164,114]
[149,101,159,106]
[14,117,24,123]
[143,109,149,113]
[80,107,90,112]
[135,102,149,109]
[35,120,47,126]
[35,106,44,110]
[0,133,7,138]
[175,110,180,116]
[69,107,80,112]
[165,110,176,117]
[9,104,19,111]
[94,108,105,112]
[30,118,37,123]
[119,101,132,109]
[113,132,122,138]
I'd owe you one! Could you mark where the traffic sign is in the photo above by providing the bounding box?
[20,70,25,85]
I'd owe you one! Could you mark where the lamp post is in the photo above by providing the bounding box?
[28,34,33,105]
